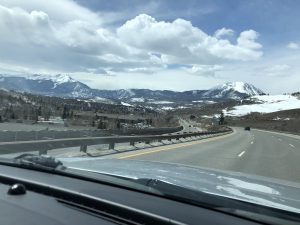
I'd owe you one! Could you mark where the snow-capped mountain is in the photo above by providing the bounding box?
[120,82,264,102]
[203,82,265,99]
[28,74,76,84]
[0,75,265,103]
[0,74,94,98]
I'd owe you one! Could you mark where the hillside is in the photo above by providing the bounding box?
[170,94,300,134]
[0,89,160,128]
[227,108,300,135]
[225,95,300,116]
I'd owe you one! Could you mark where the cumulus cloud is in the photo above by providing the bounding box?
[0,1,263,77]
[0,3,147,73]
[214,28,234,38]
[118,14,262,65]
[237,30,262,50]
[287,42,299,49]
[0,0,101,24]
[185,65,223,77]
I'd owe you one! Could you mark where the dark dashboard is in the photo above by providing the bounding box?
[0,164,287,225]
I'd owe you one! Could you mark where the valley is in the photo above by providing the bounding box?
[0,74,299,135]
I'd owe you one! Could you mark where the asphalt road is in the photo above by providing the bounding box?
[106,127,300,183]
[178,119,202,133]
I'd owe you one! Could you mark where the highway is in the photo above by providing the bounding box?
[105,127,300,183]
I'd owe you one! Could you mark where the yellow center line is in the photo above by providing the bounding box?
[118,130,235,159]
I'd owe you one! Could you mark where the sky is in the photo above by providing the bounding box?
[0,0,300,94]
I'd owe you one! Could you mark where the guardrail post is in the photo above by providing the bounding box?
[109,142,115,150]
[80,145,87,152]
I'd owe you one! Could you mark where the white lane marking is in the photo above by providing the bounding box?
[250,141,254,144]
[278,138,282,141]
[255,128,300,140]
[289,144,295,148]
[238,151,246,157]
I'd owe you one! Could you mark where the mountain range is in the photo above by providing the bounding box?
[0,74,265,104]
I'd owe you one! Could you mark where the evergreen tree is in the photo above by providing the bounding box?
[62,105,68,119]
[219,112,225,125]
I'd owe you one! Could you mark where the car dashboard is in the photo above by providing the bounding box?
[0,164,289,225]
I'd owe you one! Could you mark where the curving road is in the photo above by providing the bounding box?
[105,127,300,183]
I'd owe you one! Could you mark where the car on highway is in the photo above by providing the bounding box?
[245,126,251,131]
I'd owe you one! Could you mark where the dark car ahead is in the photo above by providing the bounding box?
[245,127,251,131]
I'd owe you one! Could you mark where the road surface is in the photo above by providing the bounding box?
[178,119,202,133]
[105,127,300,183]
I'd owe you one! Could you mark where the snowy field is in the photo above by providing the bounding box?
[149,101,174,104]
[130,97,145,102]
[225,95,300,116]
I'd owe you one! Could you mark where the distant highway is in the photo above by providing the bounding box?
[178,119,202,133]
[105,127,300,183]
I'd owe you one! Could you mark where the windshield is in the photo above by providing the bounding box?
[1,0,300,220]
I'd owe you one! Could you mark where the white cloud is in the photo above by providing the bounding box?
[0,1,264,89]
[0,3,144,73]
[0,6,52,44]
[0,0,101,24]
[237,30,262,50]
[118,14,263,64]
[185,65,223,77]
[287,42,299,49]
[214,28,234,38]
[73,69,220,91]
[264,64,290,77]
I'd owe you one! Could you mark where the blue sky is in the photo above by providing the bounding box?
[0,0,300,93]
[75,0,299,47]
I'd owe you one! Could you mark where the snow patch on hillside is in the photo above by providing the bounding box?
[27,74,76,84]
[150,101,174,104]
[225,95,300,116]
[161,106,174,110]
[204,82,264,99]
[121,102,132,106]
[230,82,250,93]
[130,97,145,102]
[192,100,216,104]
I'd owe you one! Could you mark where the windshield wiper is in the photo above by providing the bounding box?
[132,178,220,206]
[13,154,65,171]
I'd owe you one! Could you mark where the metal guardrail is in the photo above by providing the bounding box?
[108,126,184,135]
[0,128,233,155]
[0,126,184,142]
